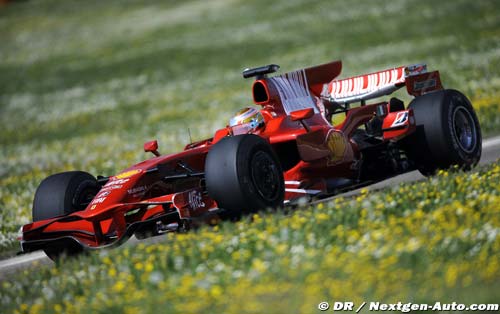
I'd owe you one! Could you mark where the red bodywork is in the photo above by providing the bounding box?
[20,60,442,252]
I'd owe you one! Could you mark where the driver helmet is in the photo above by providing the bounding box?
[229,107,264,131]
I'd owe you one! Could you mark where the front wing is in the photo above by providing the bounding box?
[20,188,219,253]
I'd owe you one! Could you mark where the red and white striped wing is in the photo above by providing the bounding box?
[326,66,406,103]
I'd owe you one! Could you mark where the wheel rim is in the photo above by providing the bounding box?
[452,106,477,153]
[250,151,280,201]
[73,185,99,210]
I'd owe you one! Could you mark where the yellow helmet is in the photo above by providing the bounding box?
[229,107,264,131]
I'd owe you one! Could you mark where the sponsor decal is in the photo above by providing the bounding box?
[405,64,427,76]
[188,190,205,209]
[326,131,347,165]
[101,178,130,191]
[127,185,150,197]
[104,178,130,185]
[413,78,437,91]
[115,169,141,179]
[96,191,110,198]
[101,184,123,191]
[127,185,148,194]
[91,197,107,205]
[391,111,409,127]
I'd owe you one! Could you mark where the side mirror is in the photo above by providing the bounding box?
[290,108,315,132]
[144,140,160,157]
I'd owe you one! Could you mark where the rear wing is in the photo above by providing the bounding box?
[323,64,443,104]
[249,61,442,116]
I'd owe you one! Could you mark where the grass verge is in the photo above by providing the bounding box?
[1,160,499,313]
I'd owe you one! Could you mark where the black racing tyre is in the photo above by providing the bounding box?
[407,89,482,175]
[33,171,100,222]
[205,134,284,213]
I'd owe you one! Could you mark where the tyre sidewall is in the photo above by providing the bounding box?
[442,90,482,168]
[205,135,284,213]
[408,89,482,174]
[236,136,284,210]
[33,171,99,221]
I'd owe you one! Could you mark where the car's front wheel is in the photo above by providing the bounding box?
[32,171,100,259]
[205,134,284,214]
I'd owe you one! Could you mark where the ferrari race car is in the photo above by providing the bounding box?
[19,60,482,259]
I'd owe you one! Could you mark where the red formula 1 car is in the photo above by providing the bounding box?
[19,60,482,258]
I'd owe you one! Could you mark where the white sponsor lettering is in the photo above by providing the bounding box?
[188,190,205,209]
[108,178,130,185]
[91,197,107,205]
[96,191,110,198]
[101,184,123,191]
[127,185,148,195]
[101,178,130,191]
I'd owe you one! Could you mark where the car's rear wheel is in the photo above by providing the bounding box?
[205,134,284,215]
[33,171,100,259]
[407,89,482,175]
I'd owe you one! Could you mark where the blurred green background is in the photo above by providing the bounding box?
[0,1,500,313]
[1,0,499,251]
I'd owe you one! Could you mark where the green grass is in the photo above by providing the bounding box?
[0,0,500,310]
[1,161,499,314]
